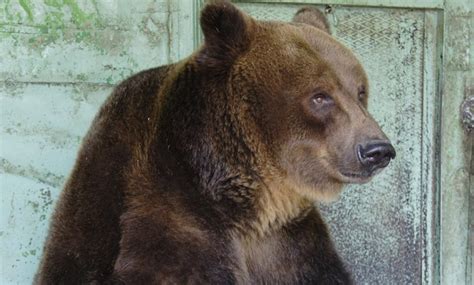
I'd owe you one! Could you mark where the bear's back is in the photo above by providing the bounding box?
[35,65,172,284]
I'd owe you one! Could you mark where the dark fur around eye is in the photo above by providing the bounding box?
[301,93,335,127]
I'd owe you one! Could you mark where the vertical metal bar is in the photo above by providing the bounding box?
[421,10,444,285]
[193,0,205,50]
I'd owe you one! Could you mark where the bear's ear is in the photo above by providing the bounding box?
[293,7,331,34]
[199,1,252,65]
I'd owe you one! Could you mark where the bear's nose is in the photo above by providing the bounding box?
[357,141,396,171]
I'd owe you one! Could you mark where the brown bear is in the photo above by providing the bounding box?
[35,1,395,284]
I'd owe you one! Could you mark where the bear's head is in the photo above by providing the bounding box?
[194,1,395,202]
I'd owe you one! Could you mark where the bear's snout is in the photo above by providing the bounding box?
[357,140,396,172]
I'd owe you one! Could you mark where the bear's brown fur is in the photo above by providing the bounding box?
[36,2,394,284]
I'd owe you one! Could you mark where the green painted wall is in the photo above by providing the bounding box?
[440,1,472,284]
[0,0,471,284]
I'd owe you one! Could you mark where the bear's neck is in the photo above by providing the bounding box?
[150,62,312,237]
[243,178,313,238]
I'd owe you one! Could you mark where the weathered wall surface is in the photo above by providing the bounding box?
[440,1,473,284]
[0,1,194,283]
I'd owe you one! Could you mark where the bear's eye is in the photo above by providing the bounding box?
[303,92,335,121]
[311,93,333,105]
[358,91,366,101]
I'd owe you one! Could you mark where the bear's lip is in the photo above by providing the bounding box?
[338,170,376,184]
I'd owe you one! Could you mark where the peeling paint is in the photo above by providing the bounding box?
[0,0,109,53]
[18,0,34,22]
[0,158,65,188]
[0,1,194,85]
[27,201,40,213]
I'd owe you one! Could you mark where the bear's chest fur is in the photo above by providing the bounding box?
[228,208,346,284]
[232,231,303,284]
